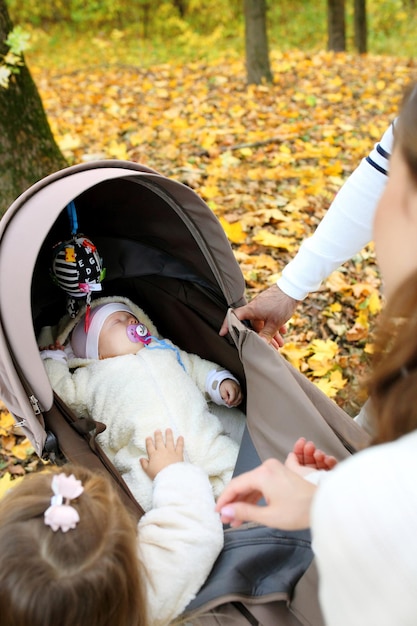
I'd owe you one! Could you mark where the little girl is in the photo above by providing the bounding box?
[40,296,245,511]
[0,430,223,626]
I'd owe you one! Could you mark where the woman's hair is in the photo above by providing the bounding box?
[394,81,417,186]
[368,269,417,444]
[0,465,147,626]
[367,80,417,444]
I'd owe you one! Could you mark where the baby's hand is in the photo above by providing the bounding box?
[140,429,184,480]
[284,437,338,478]
[220,379,243,407]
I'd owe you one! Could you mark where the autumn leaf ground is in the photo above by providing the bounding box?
[1,40,416,479]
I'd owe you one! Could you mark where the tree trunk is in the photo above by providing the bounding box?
[172,0,188,18]
[327,0,346,52]
[244,0,272,85]
[0,0,67,217]
[354,0,367,53]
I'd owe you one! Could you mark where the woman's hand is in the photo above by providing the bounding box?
[219,285,299,349]
[215,458,316,530]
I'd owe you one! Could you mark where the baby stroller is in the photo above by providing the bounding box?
[0,160,370,625]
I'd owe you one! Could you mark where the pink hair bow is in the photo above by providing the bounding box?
[44,473,84,533]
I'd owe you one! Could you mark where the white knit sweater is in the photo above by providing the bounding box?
[311,429,417,626]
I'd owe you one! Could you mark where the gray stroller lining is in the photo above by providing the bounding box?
[184,523,313,616]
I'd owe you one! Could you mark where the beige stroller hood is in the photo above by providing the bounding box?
[0,160,246,456]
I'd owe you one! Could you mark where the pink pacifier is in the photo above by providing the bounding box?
[126,323,152,345]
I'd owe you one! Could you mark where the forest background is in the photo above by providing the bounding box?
[1,0,417,484]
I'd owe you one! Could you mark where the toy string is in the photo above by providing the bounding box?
[67,201,78,236]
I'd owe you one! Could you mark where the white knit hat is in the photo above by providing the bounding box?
[71,303,134,359]
[56,296,159,360]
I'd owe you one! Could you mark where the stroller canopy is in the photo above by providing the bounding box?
[0,160,246,455]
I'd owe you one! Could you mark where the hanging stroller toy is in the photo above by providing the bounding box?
[50,200,105,323]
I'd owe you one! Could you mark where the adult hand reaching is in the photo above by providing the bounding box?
[215,458,316,530]
[219,284,299,349]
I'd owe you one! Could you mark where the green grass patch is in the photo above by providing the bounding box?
[13,0,417,73]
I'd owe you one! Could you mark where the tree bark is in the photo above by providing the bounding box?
[244,0,272,85]
[354,0,367,53]
[0,0,67,217]
[327,0,346,52]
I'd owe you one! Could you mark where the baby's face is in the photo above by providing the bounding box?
[98,311,146,359]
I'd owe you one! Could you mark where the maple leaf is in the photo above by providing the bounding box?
[280,343,312,370]
[310,339,339,360]
[219,217,246,244]
[314,370,347,398]
[307,355,335,377]
[252,230,295,251]
[307,339,339,376]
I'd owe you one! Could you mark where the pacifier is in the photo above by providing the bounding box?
[126,323,152,345]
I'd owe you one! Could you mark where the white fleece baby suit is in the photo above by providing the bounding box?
[41,296,243,512]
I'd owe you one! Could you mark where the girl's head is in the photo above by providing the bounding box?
[0,466,147,626]
[70,299,155,360]
[369,82,417,443]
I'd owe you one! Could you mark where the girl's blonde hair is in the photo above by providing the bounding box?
[368,81,417,444]
[0,465,147,626]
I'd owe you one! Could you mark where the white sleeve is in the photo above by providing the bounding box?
[137,462,224,626]
[304,469,327,485]
[42,359,89,416]
[39,349,68,364]
[205,368,240,406]
[277,122,395,300]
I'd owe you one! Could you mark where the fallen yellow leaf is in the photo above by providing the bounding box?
[307,355,335,377]
[280,343,312,370]
[310,338,339,360]
[11,439,34,461]
[368,291,382,315]
[219,217,247,244]
[0,472,24,500]
[326,271,352,292]
[0,410,15,436]
[313,370,347,398]
[252,229,294,251]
